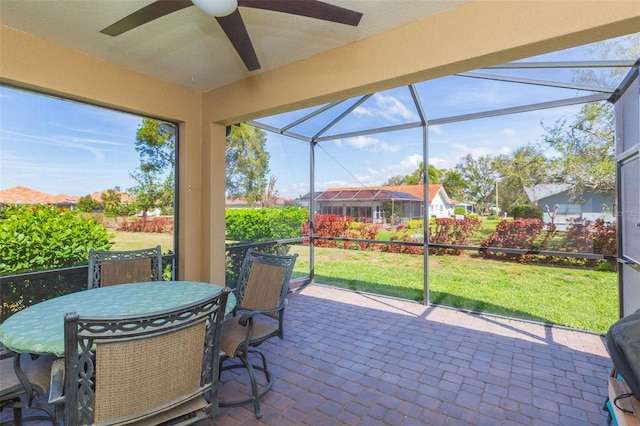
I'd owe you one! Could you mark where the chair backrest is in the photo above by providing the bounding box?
[88,245,162,288]
[235,248,298,318]
[62,287,230,426]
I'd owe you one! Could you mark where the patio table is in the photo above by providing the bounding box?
[0,281,236,357]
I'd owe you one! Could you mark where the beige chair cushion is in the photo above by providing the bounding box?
[220,316,279,357]
[0,354,55,398]
[240,262,286,314]
[100,258,152,287]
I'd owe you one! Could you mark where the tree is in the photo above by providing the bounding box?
[101,189,124,217]
[440,169,467,201]
[455,154,499,214]
[225,124,270,205]
[261,176,279,208]
[129,119,176,216]
[77,195,100,212]
[540,102,615,200]
[574,33,640,87]
[493,145,549,213]
[383,175,405,186]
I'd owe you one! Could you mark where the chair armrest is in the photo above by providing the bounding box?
[48,358,65,405]
[237,299,287,326]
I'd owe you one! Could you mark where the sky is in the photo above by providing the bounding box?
[0,34,637,200]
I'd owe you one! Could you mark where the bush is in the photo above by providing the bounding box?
[511,204,543,219]
[301,214,349,248]
[453,207,466,216]
[479,218,544,263]
[564,217,617,270]
[381,226,422,254]
[406,219,424,230]
[118,216,173,233]
[226,206,309,242]
[428,218,482,255]
[0,204,112,274]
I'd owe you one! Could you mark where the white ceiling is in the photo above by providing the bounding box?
[0,0,468,93]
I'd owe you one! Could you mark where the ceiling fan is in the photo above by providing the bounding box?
[101,0,363,71]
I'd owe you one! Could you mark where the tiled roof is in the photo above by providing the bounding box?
[0,186,79,205]
[0,186,134,205]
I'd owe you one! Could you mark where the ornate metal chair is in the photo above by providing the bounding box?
[219,248,298,419]
[49,287,231,426]
[87,245,162,288]
[0,347,56,425]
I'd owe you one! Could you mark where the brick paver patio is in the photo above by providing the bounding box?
[3,284,613,425]
[214,284,612,425]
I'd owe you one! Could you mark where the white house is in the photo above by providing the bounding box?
[309,184,454,223]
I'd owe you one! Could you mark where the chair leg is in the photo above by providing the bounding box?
[219,349,274,419]
[13,406,22,426]
[240,354,262,419]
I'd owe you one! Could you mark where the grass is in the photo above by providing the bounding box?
[109,229,618,334]
[289,245,617,334]
[109,230,174,252]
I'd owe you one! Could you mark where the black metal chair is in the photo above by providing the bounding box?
[87,245,163,288]
[219,248,298,419]
[49,287,231,425]
[0,347,56,425]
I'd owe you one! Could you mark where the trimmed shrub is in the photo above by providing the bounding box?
[564,217,617,270]
[511,204,543,219]
[479,218,544,263]
[0,203,112,274]
[118,216,173,233]
[226,206,309,242]
[428,217,482,255]
[406,219,424,230]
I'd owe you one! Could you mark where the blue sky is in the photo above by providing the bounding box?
[1,34,636,200]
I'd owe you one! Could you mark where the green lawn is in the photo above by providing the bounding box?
[289,245,617,334]
[110,230,174,252]
[109,230,618,334]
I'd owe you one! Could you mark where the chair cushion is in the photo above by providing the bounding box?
[241,263,285,313]
[100,258,152,287]
[220,316,279,357]
[0,354,56,398]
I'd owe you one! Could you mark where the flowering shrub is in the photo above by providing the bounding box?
[0,203,112,274]
[118,216,173,233]
[302,214,350,248]
[564,217,617,270]
[428,217,481,255]
[479,218,544,263]
[380,226,423,254]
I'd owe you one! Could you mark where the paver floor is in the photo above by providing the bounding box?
[3,284,613,425]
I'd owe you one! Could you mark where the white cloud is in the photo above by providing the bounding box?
[341,135,402,153]
[347,136,378,149]
[354,93,419,124]
[429,125,444,135]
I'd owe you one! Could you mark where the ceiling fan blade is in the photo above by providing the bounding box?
[238,0,362,26]
[216,9,261,71]
[101,0,193,36]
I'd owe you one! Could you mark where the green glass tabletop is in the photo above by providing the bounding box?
[0,281,236,357]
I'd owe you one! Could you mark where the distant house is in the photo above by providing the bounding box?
[0,186,79,209]
[299,184,455,223]
[0,186,134,209]
[525,183,615,229]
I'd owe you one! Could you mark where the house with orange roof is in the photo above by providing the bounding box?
[310,184,454,223]
[0,186,134,210]
[0,186,79,209]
